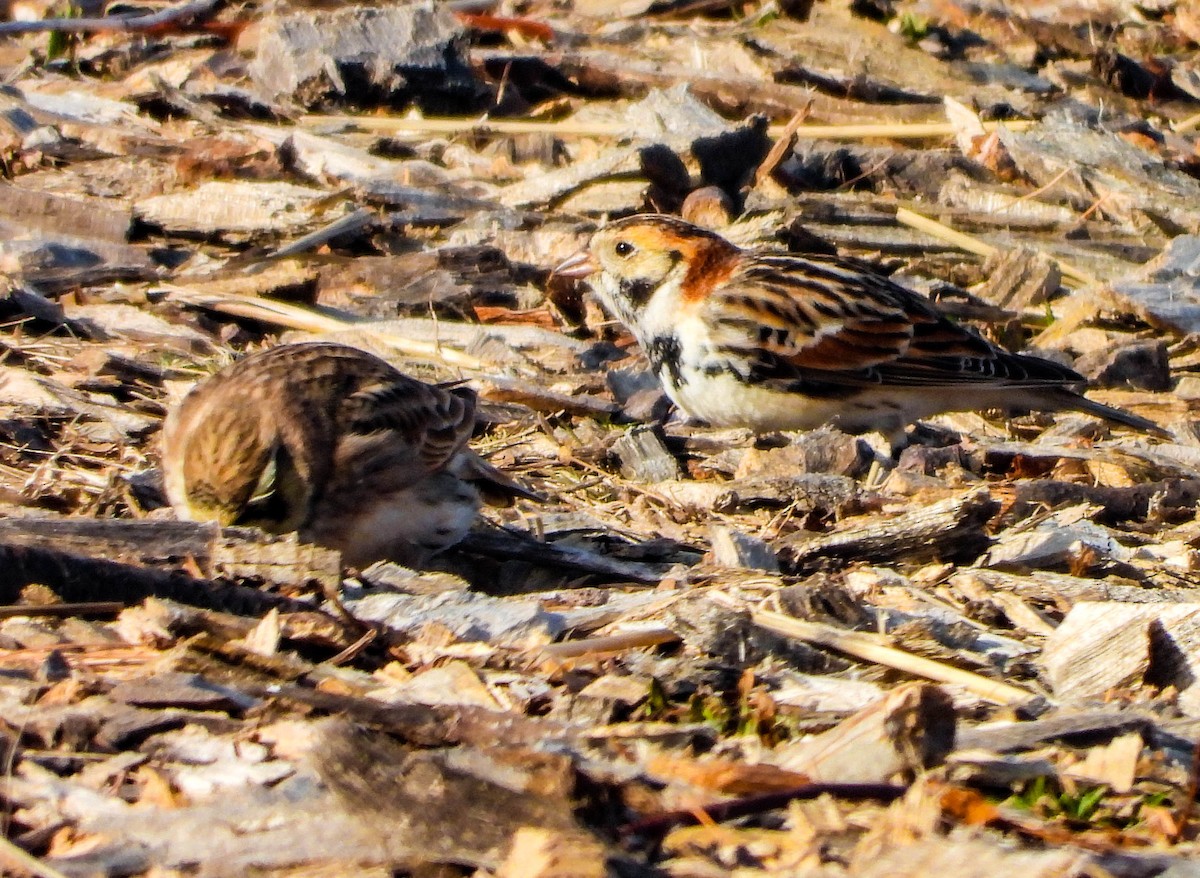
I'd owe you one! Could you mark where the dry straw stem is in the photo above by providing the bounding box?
[1174,111,1200,133]
[301,115,1036,142]
[895,207,1098,287]
[711,594,1035,706]
[161,287,488,372]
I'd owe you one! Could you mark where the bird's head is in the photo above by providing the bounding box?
[162,392,310,535]
[554,215,740,339]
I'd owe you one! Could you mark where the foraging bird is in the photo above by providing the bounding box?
[161,342,527,567]
[556,214,1164,448]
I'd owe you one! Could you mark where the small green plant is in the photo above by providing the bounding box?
[45,1,82,70]
[640,677,669,720]
[1006,776,1109,822]
[894,12,929,41]
[1062,784,1107,822]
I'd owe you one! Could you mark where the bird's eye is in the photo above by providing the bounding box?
[614,240,635,257]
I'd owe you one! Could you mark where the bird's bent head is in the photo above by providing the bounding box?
[178,483,246,528]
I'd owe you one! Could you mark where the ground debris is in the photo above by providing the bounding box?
[8,0,1200,872]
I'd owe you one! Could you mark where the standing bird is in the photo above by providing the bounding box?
[161,342,527,568]
[555,214,1164,448]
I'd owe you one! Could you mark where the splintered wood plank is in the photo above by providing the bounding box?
[850,836,1094,878]
[135,180,339,239]
[1042,602,1200,715]
[249,4,471,108]
[0,181,132,242]
[772,683,955,782]
[0,527,336,614]
[0,517,341,590]
[776,488,1000,571]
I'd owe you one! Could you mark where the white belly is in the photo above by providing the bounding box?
[665,369,842,432]
[660,365,967,438]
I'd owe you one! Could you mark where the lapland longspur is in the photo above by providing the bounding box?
[162,342,528,567]
[556,214,1164,447]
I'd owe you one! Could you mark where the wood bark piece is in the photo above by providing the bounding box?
[734,428,873,478]
[974,246,1061,309]
[850,836,1095,878]
[773,683,955,782]
[994,478,1200,526]
[341,589,564,647]
[0,182,131,243]
[457,529,669,583]
[719,596,1035,705]
[956,709,1155,753]
[0,234,156,294]
[250,4,475,110]
[1000,117,1200,235]
[708,526,779,572]
[1107,233,1200,335]
[612,425,680,482]
[311,720,590,872]
[135,181,338,241]
[109,671,259,713]
[1042,602,1200,715]
[0,518,342,592]
[0,542,316,618]
[712,473,868,518]
[1084,339,1173,392]
[952,568,1200,608]
[776,488,999,572]
[36,772,423,876]
[981,517,1129,574]
[496,828,607,878]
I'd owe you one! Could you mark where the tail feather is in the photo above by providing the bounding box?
[1040,389,1171,439]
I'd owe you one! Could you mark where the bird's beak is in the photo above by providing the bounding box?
[552,250,596,280]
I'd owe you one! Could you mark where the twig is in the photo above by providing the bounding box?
[0,601,124,618]
[326,626,378,666]
[895,206,1098,287]
[712,594,1035,706]
[159,287,489,372]
[299,114,1036,142]
[754,102,812,189]
[0,0,220,34]
[261,208,377,262]
[0,835,73,878]
[619,782,906,837]
[536,626,679,659]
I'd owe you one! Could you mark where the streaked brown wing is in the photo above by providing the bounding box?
[228,341,476,478]
[711,254,1075,389]
[707,255,918,372]
[340,376,477,477]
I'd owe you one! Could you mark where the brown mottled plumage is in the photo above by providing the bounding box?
[161,342,527,567]
[556,214,1166,447]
